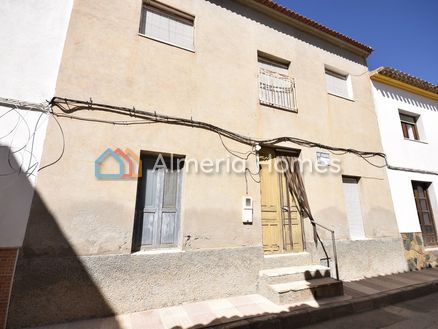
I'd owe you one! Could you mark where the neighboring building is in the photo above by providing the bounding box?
[7,1,407,328]
[371,67,438,270]
[0,2,73,329]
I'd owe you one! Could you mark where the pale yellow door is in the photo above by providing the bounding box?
[260,151,282,254]
[260,150,304,254]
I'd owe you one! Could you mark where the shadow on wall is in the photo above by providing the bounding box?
[0,146,34,247]
[206,0,367,65]
[4,146,121,329]
[376,84,438,112]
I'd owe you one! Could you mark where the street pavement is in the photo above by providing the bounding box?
[303,291,438,329]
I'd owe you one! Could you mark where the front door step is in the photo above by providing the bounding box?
[267,277,344,304]
[258,264,344,305]
[263,252,312,269]
[259,264,331,284]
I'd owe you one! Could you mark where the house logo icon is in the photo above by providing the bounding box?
[95,148,142,179]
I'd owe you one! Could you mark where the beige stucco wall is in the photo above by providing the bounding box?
[30,0,400,256]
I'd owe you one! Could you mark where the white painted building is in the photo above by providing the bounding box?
[371,67,438,270]
[0,1,72,327]
[0,0,73,248]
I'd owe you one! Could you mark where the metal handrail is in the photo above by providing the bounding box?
[312,222,339,281]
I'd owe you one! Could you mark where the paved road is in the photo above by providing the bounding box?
[303,292,438,329]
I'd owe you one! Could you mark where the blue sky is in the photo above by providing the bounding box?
[276,0,438,84]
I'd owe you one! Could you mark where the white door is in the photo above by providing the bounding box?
[342,176,365,240]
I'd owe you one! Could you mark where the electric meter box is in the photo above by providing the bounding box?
[242,196,253,224]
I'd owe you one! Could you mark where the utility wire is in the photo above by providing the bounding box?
[0,98,50,177]
[51,97,389,168]
[38,112,65,172]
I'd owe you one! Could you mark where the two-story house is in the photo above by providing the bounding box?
[371,67,438,270]
[8,1,407,328]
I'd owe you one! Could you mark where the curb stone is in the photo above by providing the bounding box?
[206,279,438,328]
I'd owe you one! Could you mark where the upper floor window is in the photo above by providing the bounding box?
[258,55,297,112]
[139,2,194,51]
[325,68,353,100]
[400,113,419,140]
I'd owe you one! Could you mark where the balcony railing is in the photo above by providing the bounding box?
[259,68,297,111]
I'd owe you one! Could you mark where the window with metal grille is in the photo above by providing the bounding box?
[400,113,419,140]
[139,2,194,51]
[258,57,296,111]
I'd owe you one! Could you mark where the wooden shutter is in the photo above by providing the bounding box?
[413,182,437,246]
[160,166,180,245]
[342,176,366,240]
[140,157,162,247]
[135,155,183,249]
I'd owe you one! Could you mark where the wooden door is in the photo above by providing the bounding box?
[260,151,282,253]
[413,182,437,247]
[137,155,182,249]
[260,150,304,254]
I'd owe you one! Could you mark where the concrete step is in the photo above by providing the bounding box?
[259,265,331,284]
[263,252,312,269]
[266,278,344,305]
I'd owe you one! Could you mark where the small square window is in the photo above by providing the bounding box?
[325,69,352,100]
[139,2,194,51]
[399,113,419,140]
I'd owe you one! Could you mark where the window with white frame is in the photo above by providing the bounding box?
[139,3,194,51]
[399,112,420,140]
[258,56,296,111]
[325,69,352,99]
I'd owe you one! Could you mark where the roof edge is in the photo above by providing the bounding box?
[241,0,373,57]
[370,67,438,101]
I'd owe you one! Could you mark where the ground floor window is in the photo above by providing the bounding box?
[412,181,437,247]
[132,153,184,251]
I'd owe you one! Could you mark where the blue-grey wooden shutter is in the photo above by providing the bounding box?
[138,155,182,248]
[160,168,180,245]
[140,157,161,247]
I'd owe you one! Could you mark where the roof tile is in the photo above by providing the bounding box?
[252,0,373,55]
[374,67,438,95]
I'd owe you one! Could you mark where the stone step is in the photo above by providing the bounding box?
[259,265,331,284]
[263,252,312,269]
[266,278,344,305]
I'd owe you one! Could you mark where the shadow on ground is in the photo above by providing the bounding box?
[2,144,121,329]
